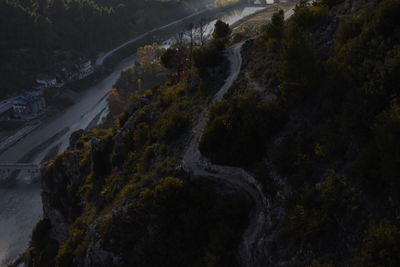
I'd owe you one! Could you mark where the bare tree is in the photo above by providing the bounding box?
[187,23,195,59]
[174,31,186,50]
[196,18,210,46]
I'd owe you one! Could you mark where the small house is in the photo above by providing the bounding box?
[12,91,46,119]
[36,74,57,88]
[76,58,94,80]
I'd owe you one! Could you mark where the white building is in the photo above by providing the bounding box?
[266,0,274,4]
[12,91,46,119]
[76,59,94,80]
[36,75,57,88]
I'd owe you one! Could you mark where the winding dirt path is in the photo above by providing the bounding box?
[183,43,268,267]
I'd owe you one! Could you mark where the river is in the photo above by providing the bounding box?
[0,5,265,265]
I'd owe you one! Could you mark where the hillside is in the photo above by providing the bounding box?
[18,0,400,266]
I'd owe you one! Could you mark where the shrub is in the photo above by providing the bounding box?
[373,102,400,197]
[212,20,231,41]
[355,220,400,267]
[153,111,190,142]
[279,24,319,104]
[200,91,285,166]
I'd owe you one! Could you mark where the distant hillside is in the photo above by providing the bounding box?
[0,0,211,98]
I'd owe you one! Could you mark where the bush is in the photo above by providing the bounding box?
[373,102,400,197]
[355,220,400,267]
[193,41,225,76]
[261,10,284,42]
[212,20,231,41]
[200,91,285,166]
[153,111,190,142]
[279,24,319,104]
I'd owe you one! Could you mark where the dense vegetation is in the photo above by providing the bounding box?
[200,90,285,166]
[199,0,400,265]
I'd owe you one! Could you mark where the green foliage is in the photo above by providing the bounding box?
[286,204,331,246]
[97,177,249,267]
[212,20,232,41]
[356,220,400,267]
[260,10,285,53]
[193,39,226,77]
[200,91,285,166]
[191,20,231,77]
[373,102,400,197]
[56,218,90,267]
[133,122,151,150]
[161,48,180,70]
[153,110,190,142]
[307,260,334,267]
[335,15,363,46]
[261,10,284,41]
[292,1,330,30]
[31,219,51,251]
[114,67,137,95]
[279,24,319,104]
[29,219,59,267]
[333,0,400,96]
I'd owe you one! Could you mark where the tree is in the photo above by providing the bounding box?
[161,48,180,70]
[137,43,165,74]
[107,88,127,116]
[279,24,319,104]
[192,43,224,76]
[199,91,284,165]
[373,101,400,197]
[356,220,400,267]
[261,10,284,41]
[196,18,209,46]
[212,20,231,41]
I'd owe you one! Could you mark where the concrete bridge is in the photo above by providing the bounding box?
[0,163,40,181]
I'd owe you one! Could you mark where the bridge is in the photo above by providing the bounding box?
[0,163,40,181]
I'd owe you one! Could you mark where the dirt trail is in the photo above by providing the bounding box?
[183,6,297,265]
[183,43,268,267]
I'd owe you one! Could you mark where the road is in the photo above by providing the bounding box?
[96,9,208,65]
[0,97,15,115]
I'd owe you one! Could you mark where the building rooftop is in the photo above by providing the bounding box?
[13,94,32,105]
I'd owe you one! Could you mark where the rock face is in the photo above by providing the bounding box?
[24,100,153,266]
[84,220,122,267]
[39,132,112,243]
[40,151,84,243]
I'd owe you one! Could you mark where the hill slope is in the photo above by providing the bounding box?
[19,0,400,266]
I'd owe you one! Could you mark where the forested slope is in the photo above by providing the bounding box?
[201,0,400,265]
